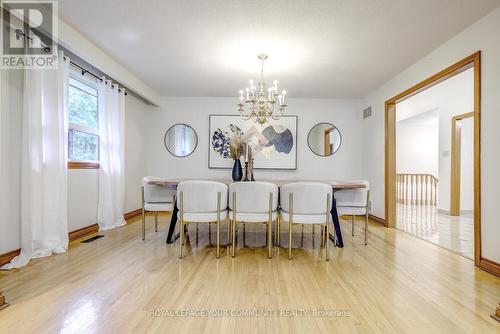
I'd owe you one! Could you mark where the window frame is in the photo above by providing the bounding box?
[67,72,100,169]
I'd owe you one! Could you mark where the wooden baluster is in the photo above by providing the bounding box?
[407,175,410,205]
[425,175,429,206]
[398,175,401,203]
[405,174,408,205]
[433,178,438,206]
[396,174,399,203]
[418,175,424,205]
[396,175,399,203]
[430,176,434,206]
[415,175,418,205]
[424,175,428,206]
[397,175,401,203]
[414,175,417,205]
[411,174,415,205]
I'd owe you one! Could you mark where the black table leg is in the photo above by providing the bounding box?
[166,200,179,244]
[329,196,344,248]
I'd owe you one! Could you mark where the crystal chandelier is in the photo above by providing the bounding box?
[238,54,287,125]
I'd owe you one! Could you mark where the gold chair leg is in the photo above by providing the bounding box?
[232,220,236,257]
[365,212,368,245]
[232,191,237,256]
[141,187,145,240]
[142,210,145,241]
[179,220,184,259]
[268,192,273,259]
[365,190,370,245]
[268,221,272,259]
[288,193,293,260]
[216,192,221,258]
[326,223,330,261]
[227,219,231,247]
[155,212,158,232]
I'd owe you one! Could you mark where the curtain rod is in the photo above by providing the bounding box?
[15,28,127,95]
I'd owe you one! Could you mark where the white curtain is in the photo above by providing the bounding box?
[2,52,70,270]
[97,80,126,230]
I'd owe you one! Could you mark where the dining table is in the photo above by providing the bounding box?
[146,179,367,248]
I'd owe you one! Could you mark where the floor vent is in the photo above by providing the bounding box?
[81,235,104,243]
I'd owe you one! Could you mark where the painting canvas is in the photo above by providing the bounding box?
[209,115,298,169]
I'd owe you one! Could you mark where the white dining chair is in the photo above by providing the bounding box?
[177,181,228,259]
[142,176,176,240]
[279,182,333,261]
[229,182,278,259]
[335,180,370,245]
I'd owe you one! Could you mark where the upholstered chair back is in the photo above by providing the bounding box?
[229,182,279,213]
[142,177,175,203]
[280,182,332,214]
[177,181,228,213]
[335,180,370,207]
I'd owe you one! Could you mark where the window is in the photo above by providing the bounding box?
[68,76,99,168]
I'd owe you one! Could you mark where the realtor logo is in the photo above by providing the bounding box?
[1,0,58,68]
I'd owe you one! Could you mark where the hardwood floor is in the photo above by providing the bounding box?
[0,214,498,333]
[396,204,474,259]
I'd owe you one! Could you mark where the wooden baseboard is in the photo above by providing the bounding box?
[1,210,142,266]
[124,208,142,222]
[479,257,500,277]
[369,214,387,226]
[68,224,99,242]
[0,248,21,267]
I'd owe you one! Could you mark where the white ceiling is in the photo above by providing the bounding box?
[57,0,500,98]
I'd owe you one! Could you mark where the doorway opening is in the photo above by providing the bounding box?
[385,52,483,268]
[394,68,474,259]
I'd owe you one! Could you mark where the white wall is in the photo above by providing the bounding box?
[124,95,151,212]
[146,97,364,182]
[362,7,500,263]
[66,94,150,232]
[460,117,474,211]
[396,112,439,177]
[436,69,474,212]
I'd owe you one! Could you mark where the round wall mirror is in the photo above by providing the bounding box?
[164,123,198,157]
[307,123,342,157]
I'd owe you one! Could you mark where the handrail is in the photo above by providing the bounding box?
[396,173,438,206]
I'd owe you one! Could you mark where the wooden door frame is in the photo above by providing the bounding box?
[323,127,334,155]
[385,51,482,266]
[450,112,474,216]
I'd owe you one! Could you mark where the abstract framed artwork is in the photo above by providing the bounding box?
[208,114,298,170]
